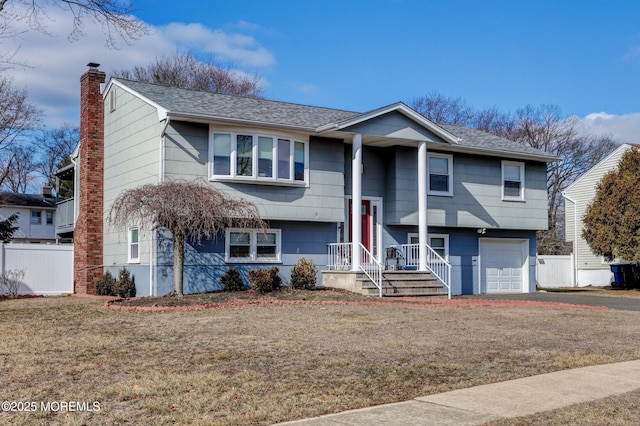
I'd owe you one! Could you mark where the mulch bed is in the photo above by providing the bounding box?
[0,294,44,300]
[105,288,609,312]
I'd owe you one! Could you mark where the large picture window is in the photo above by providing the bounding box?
[225,229,282,263]
[210,131,307,185]
[502,161,525,201]
[427,153,453,196]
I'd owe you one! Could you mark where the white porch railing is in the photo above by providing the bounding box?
[359,243,383,297]
[392,243,451,298]
[327,243,383,297]
[327,242,352,271]
[327,242,452,298]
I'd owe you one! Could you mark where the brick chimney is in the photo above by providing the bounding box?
[74,63,106,294]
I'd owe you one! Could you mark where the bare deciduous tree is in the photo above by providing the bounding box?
[507,105,616,251]
[0,75,40,188]
[34,123,78,196]
[108,180,267,296]
[0,0,147,51]
[113,51,265,98]
[1,144,36,192]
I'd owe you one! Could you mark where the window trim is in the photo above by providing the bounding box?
[427,153,453,196]
[408,232,450,261]
[502,160,525,201]
[225,228,282,263]
[128,226,140,264]
[209,129,309,187]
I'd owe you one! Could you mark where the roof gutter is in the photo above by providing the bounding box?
[167,112,316,133]
[428,142,560,163]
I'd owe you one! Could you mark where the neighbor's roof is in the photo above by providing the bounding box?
[111,79,559,162]
[0,192,56,209]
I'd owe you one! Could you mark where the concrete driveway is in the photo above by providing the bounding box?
[461,291,640,311]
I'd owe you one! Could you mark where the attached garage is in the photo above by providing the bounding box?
[479,238,529,294]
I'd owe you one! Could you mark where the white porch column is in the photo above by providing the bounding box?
[418,140,428,271]
[351,133,363,271]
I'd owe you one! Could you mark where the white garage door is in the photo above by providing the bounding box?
[480,239,527,293]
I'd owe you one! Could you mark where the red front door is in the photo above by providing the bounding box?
[349,199,371,251]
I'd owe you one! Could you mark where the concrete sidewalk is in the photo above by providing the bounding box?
[277,360,640,425]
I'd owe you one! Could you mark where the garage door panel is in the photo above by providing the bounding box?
[481,240,526,294]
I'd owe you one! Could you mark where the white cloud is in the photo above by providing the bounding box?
[1,8,274,127]
[580,112,640,145]
[161,22,275,68]
[292,82,321,96]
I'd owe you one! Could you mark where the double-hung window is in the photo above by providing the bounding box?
[502,161,525,201]
[128,227,140,263]
[427,153,453,196]
[211,131,308,185]
[408,233,450,262]
[226,229,281,263]
[31,210,42,224]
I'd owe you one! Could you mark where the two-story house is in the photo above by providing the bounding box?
[0,189,57,243]
[67,64,556,297]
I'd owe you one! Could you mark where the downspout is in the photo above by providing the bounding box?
[562,192,578,287]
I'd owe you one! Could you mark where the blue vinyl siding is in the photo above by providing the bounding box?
[381,224,536,295]
[152,221,336,296]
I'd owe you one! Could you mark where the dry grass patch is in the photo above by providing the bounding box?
[1,296,639,424]
[543,286,640,298]
[484,388,640,425]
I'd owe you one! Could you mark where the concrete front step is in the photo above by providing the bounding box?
[359,271,446,297]
[321,270,448,298]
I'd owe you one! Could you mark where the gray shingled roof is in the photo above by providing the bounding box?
[116,79,557,160]
[439,124,558,159]
[116,79,360,130]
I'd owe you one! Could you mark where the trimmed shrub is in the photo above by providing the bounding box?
[95,271,116,296]
[248,267,281,293]
[270,267,282,290]
[113,267,136,298]
[290,258,317,290]
[221,268,245,292]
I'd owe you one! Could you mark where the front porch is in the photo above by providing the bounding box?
[323,243,451,298]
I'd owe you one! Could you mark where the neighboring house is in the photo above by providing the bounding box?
[0,189,57,243]
[563,144,636,286]
[65,64,557,297]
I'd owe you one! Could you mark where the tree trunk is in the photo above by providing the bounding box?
[173,234,184,296]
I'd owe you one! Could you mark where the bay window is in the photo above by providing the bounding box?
[210,131,307,185]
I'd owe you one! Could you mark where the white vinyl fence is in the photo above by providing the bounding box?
[536,255,574,288]
[0,243,73,295]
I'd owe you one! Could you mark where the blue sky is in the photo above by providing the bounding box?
[4,0,640,142]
